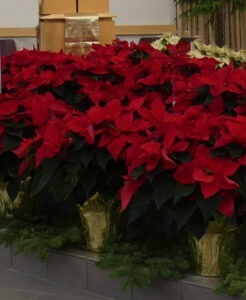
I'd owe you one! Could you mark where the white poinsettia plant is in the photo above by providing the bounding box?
[151,33,246,67]
[189,40,246,67]
[151,32,181,51]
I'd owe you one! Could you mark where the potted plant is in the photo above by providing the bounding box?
[0,40,245,293]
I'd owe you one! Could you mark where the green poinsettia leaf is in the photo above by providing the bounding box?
[186,210,208,239]
[171,152,191,163]
[64,158,80,178]
[6,128,23,137]
[0,152,19,178]
[212,148,228,157]
[153,177,175,209]
[146,164,163,182]
[174,200,196,230]
[237,171,246,200]
[71,134,86,152]
[128,203,151,225]
[132,165,145,180]
[3,134,22,151]
[31,169,47,197]
[224,97,237,113]
[80,146,95,169]
[128,184,152,224]
[174,183,197,203]
[97,149,112,171]
[227,143,244,159]
[31,158,60,197]
[204,93,214,105]
[50,177,74,202]
[81,167,99,197]
[42,158,60,182]
[197,193,222,221]
[7,180,20,200]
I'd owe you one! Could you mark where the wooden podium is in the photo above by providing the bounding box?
[39,13,116,52]
[39,0,116,52]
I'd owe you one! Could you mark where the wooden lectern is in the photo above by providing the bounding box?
[39,13,116,52]
[39,0,116,52]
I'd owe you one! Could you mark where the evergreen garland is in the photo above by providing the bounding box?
[0,218,83,261]
[216,254,246,299]
[97,238,192,290]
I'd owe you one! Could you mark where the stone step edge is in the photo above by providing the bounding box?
[0,245,240,300]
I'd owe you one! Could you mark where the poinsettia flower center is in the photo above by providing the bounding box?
[204,168,213,175]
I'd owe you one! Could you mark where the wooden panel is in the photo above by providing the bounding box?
[40,13,116,20]
[40,0,76,14]
[99,19,115,45]
[224,4,230,48]
[198,16,206,43]
[176,2,246,50]
[0,28,37,37]
[241,11,246,49]
[40,20,65,51]
[78,0,109,13]
[177,4,185,36]
[231,11,236,49]
[235,10,241,50]
[116,25,176,36]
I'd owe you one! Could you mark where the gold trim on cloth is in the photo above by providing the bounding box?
[65,15,99,55]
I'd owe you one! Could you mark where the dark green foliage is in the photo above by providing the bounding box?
[153,176,175,209]
[0,218,83,261]
[0,177,84,261]
[97,236,192,290]
[126,178,211,239]
[216,255,246,299]
[215,223,246,299]
[29,143,125,207]
[174,183,197,203]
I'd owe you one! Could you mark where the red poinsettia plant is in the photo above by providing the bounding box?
[0,39,246,237]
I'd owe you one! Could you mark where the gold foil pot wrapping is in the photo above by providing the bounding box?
[195,222,238,277]
[0,182,12,216]
[0,178,31,217]
[65,15,99,55]
[196,232,221,277]
[78,193,108,252]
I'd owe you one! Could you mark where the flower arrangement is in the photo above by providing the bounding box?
[0,38,245,296]
[0,39,246,241]
[189,40,246,67]
[152,33,246,67]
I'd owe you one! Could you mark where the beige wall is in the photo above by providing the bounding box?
[0,0,174,27]
[0,0,39,27]
[110,0,174,25]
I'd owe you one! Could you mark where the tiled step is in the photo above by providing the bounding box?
[0,245,241,300]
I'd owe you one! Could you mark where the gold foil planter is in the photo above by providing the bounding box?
[78,193,108,252]
[196,230,221,277]
[0,182,12,217]
[65,15,99,56]
[195,222,238,277]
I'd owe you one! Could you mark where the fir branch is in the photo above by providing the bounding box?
[97,239,192,290]
[0,218,83,261]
